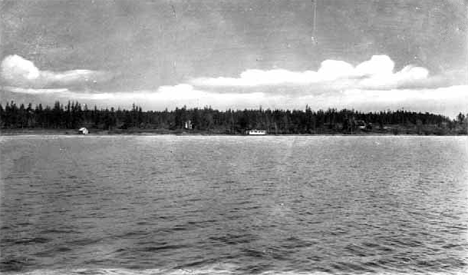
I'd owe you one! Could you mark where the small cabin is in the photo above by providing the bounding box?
[246,129,267,135]
[356,120,367,130]
[78,127,89,135]
[184,120,193,130]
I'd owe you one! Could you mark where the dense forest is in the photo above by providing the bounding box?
[0,101,467,135]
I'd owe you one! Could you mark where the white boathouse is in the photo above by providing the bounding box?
[246,129,267,135]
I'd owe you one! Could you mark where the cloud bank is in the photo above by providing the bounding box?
[1,55,112,89]
[190,55,459,94]
[5,82,466,117]
[2,54,467,117]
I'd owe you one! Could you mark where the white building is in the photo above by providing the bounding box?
[184,120,193,130]
[246,129,267,135]
[78,127,89,135]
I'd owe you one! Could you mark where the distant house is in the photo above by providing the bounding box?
[78,127,89,135]
[246,129,267,135]
[184,120,193,130]
[356,120,367,130]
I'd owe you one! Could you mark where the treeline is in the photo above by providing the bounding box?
[1,100,467,135]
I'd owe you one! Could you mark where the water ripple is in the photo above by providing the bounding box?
[1,136,467,274]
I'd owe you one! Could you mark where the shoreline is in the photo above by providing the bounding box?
[1,129,465,137]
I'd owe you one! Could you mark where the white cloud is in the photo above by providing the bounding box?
[52,84,272,109]
[4,81,467,117]
[191,69,319,87]
[190,55,433,93]
[317,60,355,80]
[354,55,394,76]
[4,86,69,94]
[304,85,468,117]
[0,55,111,89]
[1,55,40,80]
[3,54,466,117]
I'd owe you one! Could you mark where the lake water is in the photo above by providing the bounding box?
[1,135,467,275]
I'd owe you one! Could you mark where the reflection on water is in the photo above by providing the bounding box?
[1,136,467,274]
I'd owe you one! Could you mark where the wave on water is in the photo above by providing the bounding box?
[3,266,468,275]
[2,137,468,275]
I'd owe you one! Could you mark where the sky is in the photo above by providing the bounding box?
[1,0,467,117]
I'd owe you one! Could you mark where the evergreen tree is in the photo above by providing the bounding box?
[0,100,463,135]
